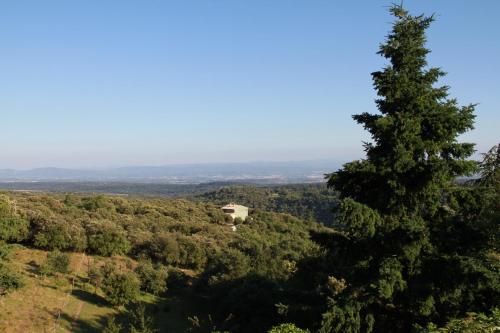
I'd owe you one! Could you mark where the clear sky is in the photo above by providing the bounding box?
[1,1,499,169]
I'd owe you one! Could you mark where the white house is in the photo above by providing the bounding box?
[221,203,248,220]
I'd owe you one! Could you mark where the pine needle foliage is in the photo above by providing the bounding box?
[319,5,499,333]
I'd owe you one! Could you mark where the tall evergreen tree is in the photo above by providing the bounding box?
[315,5,498,332]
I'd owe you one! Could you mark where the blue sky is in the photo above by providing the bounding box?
[1,1,499,169]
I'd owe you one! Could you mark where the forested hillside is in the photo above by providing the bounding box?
[195,184,340,226]
[0,191,324,332]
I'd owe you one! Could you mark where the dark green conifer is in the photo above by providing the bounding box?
[319,5,498,332]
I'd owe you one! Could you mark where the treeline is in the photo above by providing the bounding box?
[0,192,321,271]
[0,181,227,197]
[195,183,340,226]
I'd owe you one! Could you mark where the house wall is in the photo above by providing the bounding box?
[227,205,248,220]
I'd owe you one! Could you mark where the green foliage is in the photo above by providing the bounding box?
[337,198,382,238]
[419,308,500,333]
[0,241,12,261]
[86,221,130,256]
[0,263,24,293]
[176,235,208,269]
[148,232,181,265]
[0,194,30,242]
[81,195,109,212]
[0,235,23,293]
[32,217,87,251]
[475,144,500,188]
[134,261,168,295]
[100,260,118,277]
[204,248,251,285]
[40,249,70,275]
[0,194,15,217]
[88,262,104,292]
[314,5,499,333]
[0,217,29,242]
[128,302,158,333]
[268,323,310,333]
[196,184,340,226]
[103,315,122,333]
[102,269,140,306]
[327,7,476,217]
[0,186,321,331]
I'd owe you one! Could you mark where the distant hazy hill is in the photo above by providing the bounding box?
[0,160,338,183]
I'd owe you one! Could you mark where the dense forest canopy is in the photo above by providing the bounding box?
[195,183,339,226]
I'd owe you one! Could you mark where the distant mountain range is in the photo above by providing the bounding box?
[0,160,340,184]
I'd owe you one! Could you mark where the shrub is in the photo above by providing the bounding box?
[149,233,180,265]
[127,302,158,333]
[102,315,122,333]
[0,242,12,261]
[0,263,23,293]
[418,308,500,333]
[177,235,207,269]
[0,217,30,242]
[102,270,140,306]
[32,218,87,251]
[81,195,109,212]
[86,221,130,256]
[40,250,70,275]
[88,261,104,293]
[134,261,168,295]
[268,323,310,333]
[204,248,251,285]
[0,195,14,217]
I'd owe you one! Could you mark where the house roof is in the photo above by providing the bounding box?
[222,203,248,210]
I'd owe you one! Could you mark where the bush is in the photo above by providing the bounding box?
[0,242,12,261]
[127,302,158,333]
[88,260,104,293]
[177,235,207,269]
[204,248,251,285]
[134,261,168,295]
[0,263,23,293]
[86,221,130,256]
[102,270,140,306]
[0,217,30,242]
[0,195,14,217]
[149,233,180,265]
[40,250,70,275]
[268,323,310,333]
[419,308,500,333]
[32,218,87,251]
[102,315,122,333]
[81,195,109,212]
